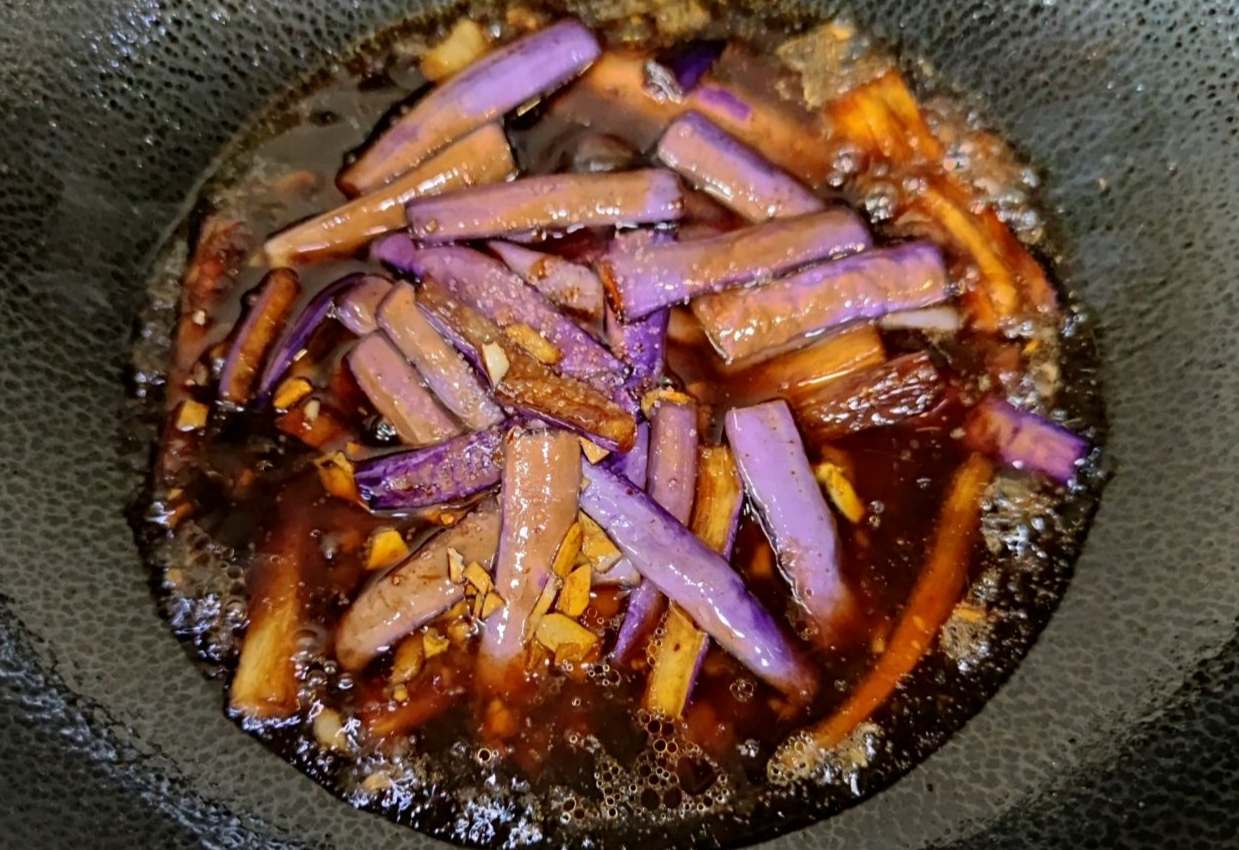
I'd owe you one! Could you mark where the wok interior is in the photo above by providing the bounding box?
[1,1,1236,848]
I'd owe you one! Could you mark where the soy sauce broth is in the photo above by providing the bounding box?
[129,3,1106,848]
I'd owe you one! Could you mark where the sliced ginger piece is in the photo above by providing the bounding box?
[480,592,505,620]
[272,376,313,411]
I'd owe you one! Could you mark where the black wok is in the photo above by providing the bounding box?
[1,0,1237,848]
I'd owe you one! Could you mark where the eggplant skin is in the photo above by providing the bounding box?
[580,460,817,700]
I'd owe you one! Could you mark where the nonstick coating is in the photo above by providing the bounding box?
[1,1,1237,848]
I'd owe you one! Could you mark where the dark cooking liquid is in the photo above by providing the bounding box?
[129,5,1106,849]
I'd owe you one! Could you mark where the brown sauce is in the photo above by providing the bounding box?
[129,4,1106,848]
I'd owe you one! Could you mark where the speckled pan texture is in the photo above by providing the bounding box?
[0,0,1236,848]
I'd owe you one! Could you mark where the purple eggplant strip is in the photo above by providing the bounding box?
[218,268,302,406]
[417,279,638,451]
[608,419,651,489]
[597,419,650,587]
[336,500,500,671]
[339,20,600,194]
[349,333,461,446]
[255,273,366,401]
[353,424,506,511]
[965,397,1089,484]
[598,208,871,319]
[579,461,816,699]
[612,399,700,662]
[661,41,725,93]
[405,170,686,242]
[611,581,664,662]
[656,111,824,223]
[265,124,516,265]
[725,400,853,646]
[479,428,582,689]
[694,241,951,364]
[374,239,625,392]
[488,241,606,320]
[335,275,394,336]
[606,306,669,398]
[377,282,505,430]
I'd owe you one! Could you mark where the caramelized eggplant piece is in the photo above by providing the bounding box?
[792,351,946,443]
[218,268,301,406]
[340,20,600,194]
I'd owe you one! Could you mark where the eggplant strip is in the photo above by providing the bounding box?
[479,429,582,689]
[599,208,871,320]
[488,241,605,320]
[378,282,505,430]
[711,324,887,406]
[218,268,302,406]
[374,239,625,393]
[612,399,700,662]
[255,272,370,401]
[418,280,638,451]
[336,500,501,671]
[405,170,685,242]
[644,444,744,717]
[606,305,669,400]
[230,509,316,720]
[773,454,993,769]
[726,400,854,646]
[353,425,506,512]
[792,351,945,444]
[339,20,600,194]
[336,278,393,340]
[656,111,824,222]
[579,461,816,699]
[266,124,515,265]
[348,333,461,446]
[964,397,1088,484]
[692,242,949,364]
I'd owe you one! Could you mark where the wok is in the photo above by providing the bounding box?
[1,0,1237,848]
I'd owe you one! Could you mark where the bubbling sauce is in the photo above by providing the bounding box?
[130,4,1105,848]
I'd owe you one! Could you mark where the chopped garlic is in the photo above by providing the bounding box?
[315,452,360,502]
[421,18,491,81]
[535,613,599,662]
[578,437,611,464]
[552,521,584,578]
[175,399,210,432]
[482,341,510,385]
[579,512,622,572]
[272,376,313,411]
[555,565,591,618]
[423,628,450,659]
[390,635,424,684]
[447,547,466,583]
[463,561,493,594]
[814,462,866,523]
[480,592,505,620]
[312,708,350,752]
[365,527,409,571]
